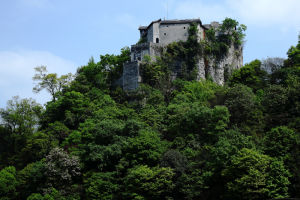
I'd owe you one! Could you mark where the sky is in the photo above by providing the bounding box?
[0,0,299,108]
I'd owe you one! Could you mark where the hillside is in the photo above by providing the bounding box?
[0,18,300,200]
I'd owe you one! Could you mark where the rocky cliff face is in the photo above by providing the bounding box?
[122,19,245,91]
[123,44,243,91]
[197,45,243,85]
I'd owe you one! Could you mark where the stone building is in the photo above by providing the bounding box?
[123,18,243,91]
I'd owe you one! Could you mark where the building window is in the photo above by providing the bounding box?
[156,38,159,43]
[164,33,166,35]
[184,27,186,29]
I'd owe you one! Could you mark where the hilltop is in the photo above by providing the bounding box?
[0,18,300,200]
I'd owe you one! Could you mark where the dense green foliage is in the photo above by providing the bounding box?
[1,19,300,199]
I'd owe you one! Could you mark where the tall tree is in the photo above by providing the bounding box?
[33,66,73,101]
[0,166,18,200]
[222,148,290,200]
[0,96,42,135]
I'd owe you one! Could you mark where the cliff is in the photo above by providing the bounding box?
[122,18,246,90]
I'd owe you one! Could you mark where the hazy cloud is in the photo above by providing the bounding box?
[173,0,300,29]
[228,0,300,28]
[0,50,77,107]
[173,0,231,22]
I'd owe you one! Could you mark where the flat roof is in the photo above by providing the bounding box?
[139,18,205,31]
[161,19,201,24]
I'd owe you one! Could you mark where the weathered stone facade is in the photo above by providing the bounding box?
[123,61,141,91]
[196,45,243,85]
[122,18,243,90]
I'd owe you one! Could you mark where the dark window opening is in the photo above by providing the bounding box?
[164,33,166,35]
[184,27,186,29]
[156,38,159,43]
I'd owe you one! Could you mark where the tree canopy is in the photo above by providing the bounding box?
[1,20,300,200]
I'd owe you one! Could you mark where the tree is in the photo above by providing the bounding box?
[79,118,126,170]
[123,129,167,167]
[0,126,13,168]
[219,18,247,46]
[222,148,290,200]
[74,47,130,92]
[84,172,118,200]
[261,85,289,127]
[224,84,264,134]
[42,91,92,129]
[123,165,175,199]
[171,80,220,105]
[263,126,300,197]
[212,129,255,168]
[0,97,43,169]
[161,149,187,174]
[177,168,212,200]
[0,96,42,135]
[27,188,68,200]
[101,46,130,86]
[229,60,268,91]
[0,166,18,200]
[46,121,70,143]
[75,57,109,91]
[19,131,58,164]
[263,126,299,159]
[17,161,46,199]
[167,103,230,143]
[44,148,81,195]
[33,66,73,101]
[285,37,300,67]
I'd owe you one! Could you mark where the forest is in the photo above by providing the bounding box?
[0,18,300,200]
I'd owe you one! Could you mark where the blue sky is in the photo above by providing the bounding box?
[0,0,299,108]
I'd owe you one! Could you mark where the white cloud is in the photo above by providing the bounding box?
[172,0,300,29]
[173,0,233,23]
[0,50,77,108]
[227,0,300,28]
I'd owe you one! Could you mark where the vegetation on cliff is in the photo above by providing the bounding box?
[1,19,300,199]
[140,18,246,88]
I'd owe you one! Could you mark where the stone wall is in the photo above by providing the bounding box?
[153,22,160,43]
[159,23,190,45]
[147,25,154,43]
[123,61,141,91]
[131,43,150,61]
[131,42,163,62]
[146,23,205,46]
[196,24,205,41]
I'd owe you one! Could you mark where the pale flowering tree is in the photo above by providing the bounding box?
[44,147,81,195]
